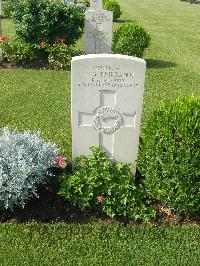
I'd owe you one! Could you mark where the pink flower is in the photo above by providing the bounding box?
[52,43,57,47]
[97,195,103,204]
[59,38,65,43]
[55,156,67,169]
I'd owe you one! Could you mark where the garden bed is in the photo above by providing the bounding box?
[0,60,51,70]
[1,182,199,226]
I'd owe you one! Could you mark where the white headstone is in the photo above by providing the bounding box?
[84,1,113,54]
[71,54,146,173]
[90,0,102,11]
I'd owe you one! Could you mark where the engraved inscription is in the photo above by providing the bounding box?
[77,65,138,88]
[85,12,112,23]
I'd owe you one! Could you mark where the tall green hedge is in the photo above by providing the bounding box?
[138,96,200,215]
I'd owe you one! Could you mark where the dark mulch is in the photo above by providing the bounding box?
[0,181,199,226]
[0,167,199,225]
[0,183,106,224]
[0,60,52,70]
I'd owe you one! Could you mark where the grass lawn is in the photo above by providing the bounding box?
[1,0,200,158]
[0,0,200,264]
[0,223,200,265]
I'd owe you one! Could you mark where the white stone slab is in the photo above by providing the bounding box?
[0,49,3,62]
[89,0,102,11]
[84,10,113,54]
[71,54,146,172]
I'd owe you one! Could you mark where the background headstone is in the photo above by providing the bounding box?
[0,49,2,63]
[90,0,102,10]
[71,54,146,173]
[84,1,113,54]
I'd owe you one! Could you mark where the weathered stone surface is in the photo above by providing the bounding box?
[90,0,102,11]
[0,49,3,62]
[84,10,113,54]
[71,54,146,172]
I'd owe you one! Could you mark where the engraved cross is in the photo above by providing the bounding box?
[78,90,136,156]
[87,23,110,53]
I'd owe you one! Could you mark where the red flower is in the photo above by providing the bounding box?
[59,38,65,43]
[97,195,103,204]
[54,156,67,169]
[52,43,57,47]
[0,36,10,41]
[39,41,46,47]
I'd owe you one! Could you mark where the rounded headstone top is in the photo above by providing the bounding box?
[72,54,146,65]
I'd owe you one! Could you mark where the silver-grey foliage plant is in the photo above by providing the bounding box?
[0,127,60,210]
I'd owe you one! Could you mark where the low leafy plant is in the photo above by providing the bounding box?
[59,146,155,222]
[138,96,200,215]
[47,42,78,70]
[104,0,122,21]
[35,39,80,70]
[0,37,78,69]
[0,38,35,64]
[0,127,59,210]
[112,23,151,58]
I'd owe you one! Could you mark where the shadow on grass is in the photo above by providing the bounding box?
[146,59,177,69]
[116,19,135,24]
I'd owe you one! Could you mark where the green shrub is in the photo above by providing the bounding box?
[12,0,86,45]
[0,38,36,63]
[104,0,122,21]
[112,23,151,58]
[1,0,86,67]
[2,0,13,18]
[59,146,155,222]
[138,96,200,215]
[181,0,200,3]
